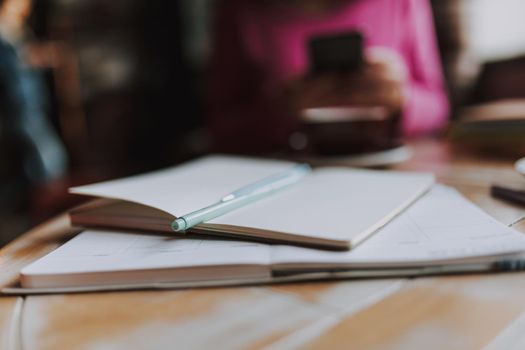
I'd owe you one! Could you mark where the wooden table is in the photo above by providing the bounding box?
[2,138,525,350]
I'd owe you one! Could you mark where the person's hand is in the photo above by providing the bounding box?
[282,47,408,153]
[283,47,408,118]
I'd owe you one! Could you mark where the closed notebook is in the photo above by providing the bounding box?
[15,186,525,293]
[69,155,434,250]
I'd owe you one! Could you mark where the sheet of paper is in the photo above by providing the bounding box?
[209,167,433,243]
[70,155,296,217]
[22,231,271,275]
[270,185,525,267]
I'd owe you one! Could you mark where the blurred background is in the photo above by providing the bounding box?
[2,0,525,246]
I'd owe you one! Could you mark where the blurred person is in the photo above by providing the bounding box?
[207,0,449,153]
[0,0,68,219]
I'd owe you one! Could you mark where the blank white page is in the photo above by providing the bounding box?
[209,168,434,244]
[21,231,271,275]
[70,155,296,216]
[271,185,525,267]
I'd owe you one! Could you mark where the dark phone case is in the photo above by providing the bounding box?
[308,32,363,73]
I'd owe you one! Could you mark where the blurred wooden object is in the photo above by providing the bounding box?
[1,137,525,349]
[472,56,525,103]
[41,11,91,169]
[459,99,525,122]
[26,13,90,167]
[450,99,525,158]
[52,42,89,166]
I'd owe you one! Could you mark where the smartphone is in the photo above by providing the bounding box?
[308,31,363,74]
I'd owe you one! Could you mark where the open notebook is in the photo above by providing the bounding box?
[12,186,525,294]
[69,155,434,250]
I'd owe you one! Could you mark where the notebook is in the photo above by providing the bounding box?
[68,155,434,250]
[13,186,525,294]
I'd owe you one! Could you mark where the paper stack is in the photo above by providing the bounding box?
[10,156,525,294]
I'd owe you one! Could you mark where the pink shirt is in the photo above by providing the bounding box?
[208,0,449,152]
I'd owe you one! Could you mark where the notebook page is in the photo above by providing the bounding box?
[271,185,525,267]
[70,156,295,217]
[208,168,433,243]
[21,231,271,276]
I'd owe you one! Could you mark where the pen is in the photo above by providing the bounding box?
[491,185,525,206]
[171,163,312,232]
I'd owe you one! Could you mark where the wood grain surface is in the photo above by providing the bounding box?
[1,138,525,349]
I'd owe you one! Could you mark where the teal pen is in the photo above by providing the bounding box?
[171,163,312,232]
